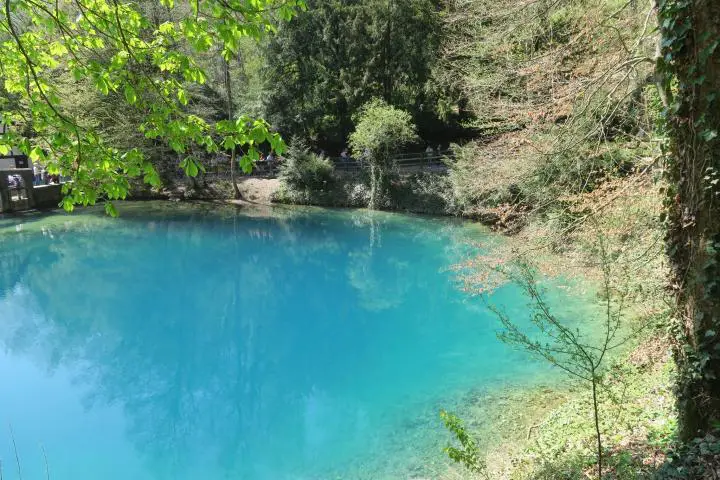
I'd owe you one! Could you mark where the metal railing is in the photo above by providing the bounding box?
[333,150,453,174]
[156,150,454,181]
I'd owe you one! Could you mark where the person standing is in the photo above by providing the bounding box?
[267,152,276,176]
[32,163,41,185]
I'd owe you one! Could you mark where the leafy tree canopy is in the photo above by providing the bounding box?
[263,0,441,148]
[349,99,417,159]
[349,98,416,209]
[0,0,304,214]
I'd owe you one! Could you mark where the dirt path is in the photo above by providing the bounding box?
[234,177,280,205]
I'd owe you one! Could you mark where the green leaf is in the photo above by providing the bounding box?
[48,42,68,56]
[183,157,199,177]
[124,84,137,104]
[239,155,254,173]
[95,75,110,95]
[29,146,45,162]
[188,161,198,177]
[251,125,267,144]
[178,89,188,105]
[223,137,236,149]
[62,196,75,213]
[105,202,119,217]
[158,22,175,35]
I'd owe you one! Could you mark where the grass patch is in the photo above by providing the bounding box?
[498,334,676,480]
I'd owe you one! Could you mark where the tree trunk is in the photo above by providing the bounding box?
[382,0,394,103]
[591,372,603,480]
[223,55,242,200]
[369,163,380,210]
[658,0,720,440]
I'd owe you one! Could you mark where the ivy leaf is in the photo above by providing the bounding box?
[702,130,718,142]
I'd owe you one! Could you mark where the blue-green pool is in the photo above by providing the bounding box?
[0,202,592,479]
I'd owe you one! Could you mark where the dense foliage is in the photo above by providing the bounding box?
[277,139,334,192]
[0,0,299,212]
[263,0,442,148]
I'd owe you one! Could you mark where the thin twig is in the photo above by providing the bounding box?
[9,424,22,480]
[41,444,50,480]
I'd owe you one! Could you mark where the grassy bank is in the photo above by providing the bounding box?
[489,338,675,480]
[439,168,676,479]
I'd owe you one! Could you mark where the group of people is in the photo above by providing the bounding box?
[257,152,281,175]
[32,165,59,185]
[258,152,279,165]
[6,174,24,188]
[425,145,443,156]
[334,145,443,163]
[5,167,59,192]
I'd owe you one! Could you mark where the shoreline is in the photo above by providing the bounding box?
[0,198,673,479]
[129,176,524,232]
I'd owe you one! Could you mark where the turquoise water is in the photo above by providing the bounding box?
[0,203,593,479]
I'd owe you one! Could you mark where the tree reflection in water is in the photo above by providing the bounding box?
[0,204,531,480]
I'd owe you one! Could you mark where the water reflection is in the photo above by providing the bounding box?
[0,204,537,480]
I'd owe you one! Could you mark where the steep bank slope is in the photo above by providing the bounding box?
[429,1,680,478]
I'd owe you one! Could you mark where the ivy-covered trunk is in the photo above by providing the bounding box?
[658,0,720,440]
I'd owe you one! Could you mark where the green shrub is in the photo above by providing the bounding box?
[390,173,454,215]
[343,180,372,207]
[440,410,490,478]
[349,99,418,209]
[273,166,370,208]
[278,140,335,192]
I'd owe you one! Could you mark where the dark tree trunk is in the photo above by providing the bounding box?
[658,0,720,440]
[223,56,242,200]
[382,0,394,103]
